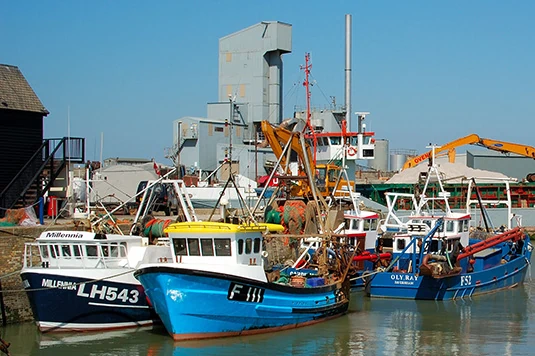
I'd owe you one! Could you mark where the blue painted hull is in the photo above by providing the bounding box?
[135,266,349,341]
[367,253,531,300]
[21,272,159,331]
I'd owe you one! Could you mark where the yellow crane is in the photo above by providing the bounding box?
[402,134,535,180]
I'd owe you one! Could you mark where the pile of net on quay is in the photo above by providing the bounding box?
[0,207,40,227]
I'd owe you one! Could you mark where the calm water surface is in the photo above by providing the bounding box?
[3,267,535,356]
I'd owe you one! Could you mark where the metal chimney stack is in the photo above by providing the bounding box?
[345,14,352,131]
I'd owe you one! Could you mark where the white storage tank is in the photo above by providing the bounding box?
[390,149,417,172]
[368,139,389,172]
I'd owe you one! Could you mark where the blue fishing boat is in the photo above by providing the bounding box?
[360,145,533,299]
[365,218,532,300]
[134,221,350,341]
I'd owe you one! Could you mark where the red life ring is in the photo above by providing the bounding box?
[347,146,357,156]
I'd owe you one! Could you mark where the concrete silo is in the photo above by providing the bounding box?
[368,139,389,172]
[390,149,417,172]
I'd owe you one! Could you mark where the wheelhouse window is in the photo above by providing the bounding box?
[446,221,455,233]
[51,244,61,258]
[237,239,244,254]
[86,244,98,257]
[61,245,72,258]
[369,219,377,230]
[173,238,188,256]
[253,238,261,253]
[396,239,406,250]
[245,238,252,254]
[73,245,82,258]
[201,238,214,256]
[40,245,49,258]
[187,238,201,256]
[330,137,341,145]
[214,238,231,256]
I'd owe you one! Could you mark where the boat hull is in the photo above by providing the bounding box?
[21,270,158,332]
[135,266,349,341]
[367,253,531,300]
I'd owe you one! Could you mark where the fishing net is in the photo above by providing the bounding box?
[143,219,172,242]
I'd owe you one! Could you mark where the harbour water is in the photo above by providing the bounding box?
[2,265,535,356]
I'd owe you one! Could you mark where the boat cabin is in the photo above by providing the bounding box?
[307,131,375,161]
[23,231,149,270]
[162,222,283,266]
[378,213,470,256]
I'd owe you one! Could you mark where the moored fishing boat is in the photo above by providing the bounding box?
[365,218,532,300]
[20,231,163,331]
[133,221,350,341]
[363,147,533,300]
[19,175,202,332]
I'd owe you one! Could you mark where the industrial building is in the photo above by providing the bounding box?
[169,21,292,182]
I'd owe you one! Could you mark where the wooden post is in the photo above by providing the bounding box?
[0,279,6,326]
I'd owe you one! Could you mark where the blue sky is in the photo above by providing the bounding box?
[3,1,534,164]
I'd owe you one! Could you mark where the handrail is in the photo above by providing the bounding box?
[0,137,85,211]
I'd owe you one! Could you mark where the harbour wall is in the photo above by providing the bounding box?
[0,228,34,324]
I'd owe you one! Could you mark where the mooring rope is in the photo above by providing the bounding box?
[0,271,20,280]
[349,267,386,282]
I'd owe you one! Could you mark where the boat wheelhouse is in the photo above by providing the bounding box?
[21,231,160,331]
[307,130,375,163]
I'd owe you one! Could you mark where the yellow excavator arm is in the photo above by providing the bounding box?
[478,138,535,158]
[403,134,481,170]
[260,120,354,197]
[403,134,535,174]
[260,120,315,173]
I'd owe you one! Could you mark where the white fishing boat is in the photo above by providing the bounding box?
[20,231,163,331]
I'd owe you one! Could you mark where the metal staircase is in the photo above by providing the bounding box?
[0,137,85,216]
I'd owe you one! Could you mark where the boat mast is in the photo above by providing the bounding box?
[301,53,317,164]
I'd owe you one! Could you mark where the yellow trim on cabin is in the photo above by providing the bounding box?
[164,221,284,234]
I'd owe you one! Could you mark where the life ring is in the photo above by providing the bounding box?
[347,147,357,156]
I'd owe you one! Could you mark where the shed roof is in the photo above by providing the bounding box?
[387,162,511,184]
[0,64,49,115]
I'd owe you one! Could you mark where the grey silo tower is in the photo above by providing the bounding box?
[218,21,292,125]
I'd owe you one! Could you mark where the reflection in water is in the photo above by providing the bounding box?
[348,285,533,355]
[157,316,354,356]
[1,279,534,355]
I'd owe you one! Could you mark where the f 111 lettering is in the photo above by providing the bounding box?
[227,282,265,303]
